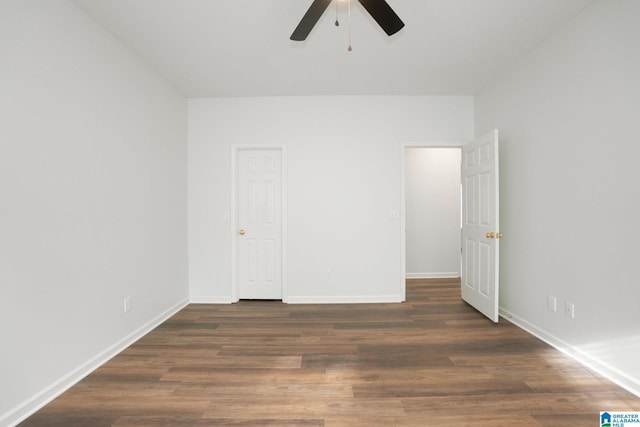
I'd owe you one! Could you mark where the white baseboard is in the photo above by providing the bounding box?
[191,295,405,304]
[2,298,190,427]
[190,296,234,304]
[499,307,640,398]
[287,295,404,304]
[405,272,460,279]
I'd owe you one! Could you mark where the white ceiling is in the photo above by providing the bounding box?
[71,0,596,98]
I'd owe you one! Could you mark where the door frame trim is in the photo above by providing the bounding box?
[400,141,465,301]
[231,144,288,303]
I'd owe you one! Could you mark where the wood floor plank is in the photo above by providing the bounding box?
[400,392,633,415]
[201,397,406,419]
[325,415,540,427]
[19,279,640,426]
[159,367,329,386]
[113,418,324,427]
[170,383,353,399]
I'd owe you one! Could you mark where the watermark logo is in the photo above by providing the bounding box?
[601,412,640,427]
[602,412,612,427]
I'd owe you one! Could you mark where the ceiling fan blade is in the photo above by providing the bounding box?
[290,0,333,41]
[357,0,405,36]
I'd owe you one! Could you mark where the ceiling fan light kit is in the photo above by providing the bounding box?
[290,0,404,51]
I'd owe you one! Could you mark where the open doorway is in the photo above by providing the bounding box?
[400,132,500,321]
[401,145,462,284]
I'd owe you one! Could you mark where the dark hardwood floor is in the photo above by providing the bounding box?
[20,279,639,426]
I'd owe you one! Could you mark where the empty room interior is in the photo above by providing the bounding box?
[1,0,639,425]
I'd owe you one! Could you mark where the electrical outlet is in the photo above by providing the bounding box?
[123,296,132,313]
[565,301,575,319]
[547,294,557,312]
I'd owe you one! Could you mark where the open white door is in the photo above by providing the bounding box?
[461,130,500,322]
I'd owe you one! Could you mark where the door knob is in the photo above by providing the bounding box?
[239,229,245,235]
[486,232,495,239]
[497,232,504,239]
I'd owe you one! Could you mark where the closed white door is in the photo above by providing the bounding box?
[461,130,500,322]
[237,149,283,300]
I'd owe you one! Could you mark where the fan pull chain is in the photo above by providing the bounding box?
[347,0,352,51]
[335,2,340,26]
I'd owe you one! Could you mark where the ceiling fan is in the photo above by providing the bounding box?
[290,0,405,41]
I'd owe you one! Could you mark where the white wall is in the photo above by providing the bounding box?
[189,96,473,302]
[0,1,189,424]
[475,0,640,395]
[405,148,461,278]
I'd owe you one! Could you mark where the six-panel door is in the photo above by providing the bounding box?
[237,149,283,300]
